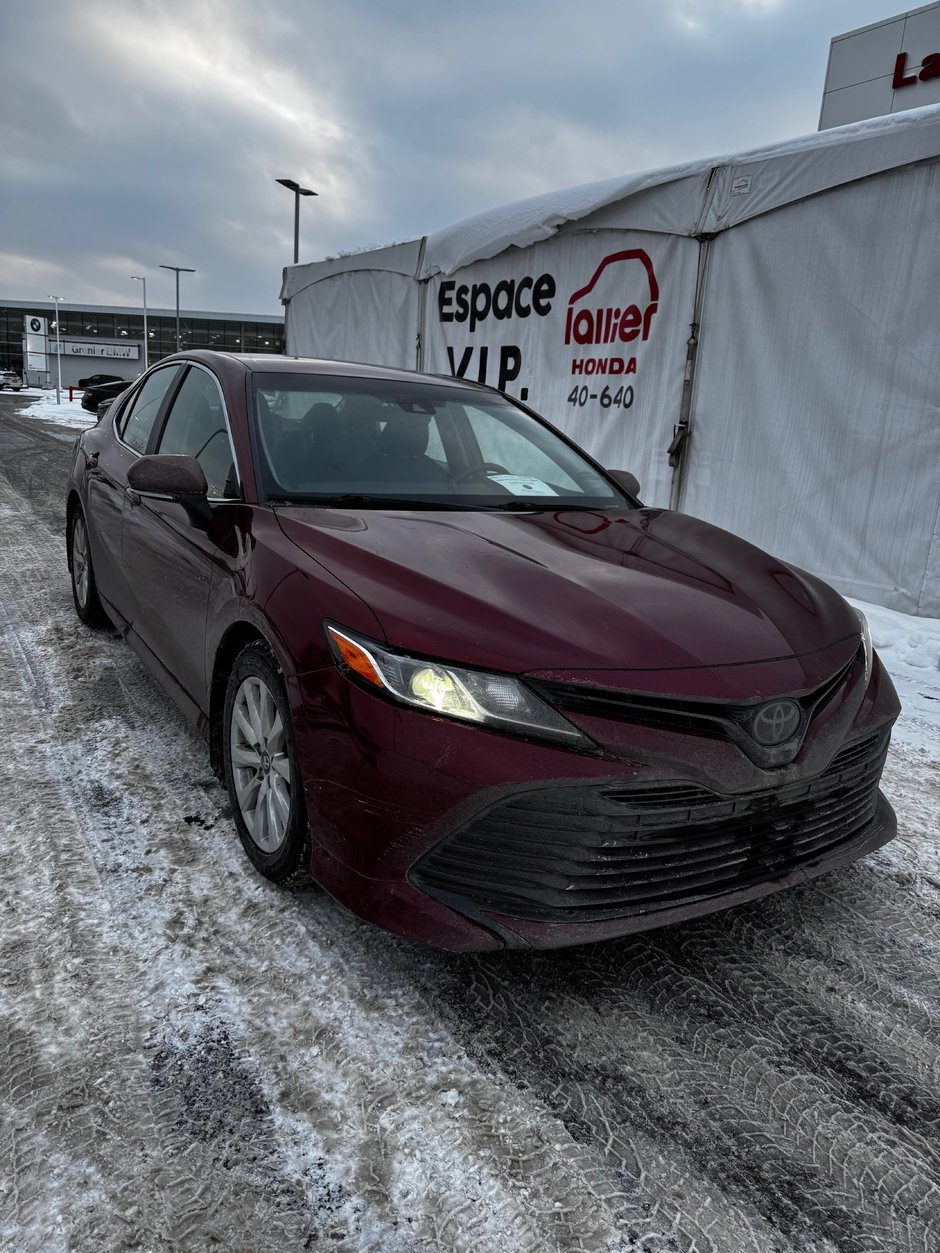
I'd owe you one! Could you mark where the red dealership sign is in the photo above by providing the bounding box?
[892,51,940,88]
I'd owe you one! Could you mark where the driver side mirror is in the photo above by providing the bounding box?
[127,455,211,527]
[607,468,642,500]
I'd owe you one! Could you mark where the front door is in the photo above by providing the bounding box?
[121,363,240,712]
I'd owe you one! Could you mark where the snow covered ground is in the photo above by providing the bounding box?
[16,388,103,431]
[1,398,938,1253]
[854,599,940,749]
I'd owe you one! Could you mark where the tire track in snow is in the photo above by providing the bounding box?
[0,419,643,1250]
[0,466,369,1250]
[420,931,939,1253]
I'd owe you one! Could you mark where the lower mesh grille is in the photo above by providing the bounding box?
[410,731,891,924]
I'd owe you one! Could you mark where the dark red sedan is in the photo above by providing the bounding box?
[66,351,899,951]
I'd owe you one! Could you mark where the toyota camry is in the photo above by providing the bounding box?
[66,351,899,950]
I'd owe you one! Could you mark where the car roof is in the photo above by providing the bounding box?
[162,349,494,393]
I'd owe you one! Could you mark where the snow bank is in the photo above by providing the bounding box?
[849,598,940,755]
[18,392,98,431]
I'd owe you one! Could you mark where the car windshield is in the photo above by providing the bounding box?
[250,374,627,510]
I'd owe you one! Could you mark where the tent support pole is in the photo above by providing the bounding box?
[414,237,428,371]
[669,234,714,512]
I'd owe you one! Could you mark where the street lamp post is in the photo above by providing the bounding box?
[276,178,318,265]
[131,275,149,371]
[159,264,196,352]
[49,296,65,404]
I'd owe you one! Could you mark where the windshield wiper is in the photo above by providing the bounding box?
[268,493,480,511]
[486,499,618,512]
[267,494,623,513]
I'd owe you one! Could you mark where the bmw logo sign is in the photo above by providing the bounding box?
[29,317,42,332]
[751,700,801,746]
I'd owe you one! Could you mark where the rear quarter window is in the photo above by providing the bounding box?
[118,366,182,454]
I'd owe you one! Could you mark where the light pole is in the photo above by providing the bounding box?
[49,296,65,403]
[159,263,195,352]
[276,178,317,265]
[131,275,149,371]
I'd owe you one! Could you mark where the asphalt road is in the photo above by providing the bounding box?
[1,396,938,1253]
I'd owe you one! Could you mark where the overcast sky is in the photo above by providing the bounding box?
[1,0,905,316]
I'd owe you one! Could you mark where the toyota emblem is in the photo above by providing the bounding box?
[751,700,801,745]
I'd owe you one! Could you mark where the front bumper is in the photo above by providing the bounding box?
[290,653,900,951]
[410,729,895,947]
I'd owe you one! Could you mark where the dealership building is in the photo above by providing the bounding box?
[820,2,940,128]
[0,299,284,389]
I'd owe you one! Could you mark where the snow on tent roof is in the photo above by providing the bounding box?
[280,238,424,303]
[279,104,940,296]
[420,103,940,276]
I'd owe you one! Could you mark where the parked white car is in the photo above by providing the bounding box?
[0,369,23,391]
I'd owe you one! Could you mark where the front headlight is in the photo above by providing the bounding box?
[853,607,873,687]
[325,623,588,746]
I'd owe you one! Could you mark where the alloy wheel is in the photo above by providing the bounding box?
[71,514,90,610]
[229,675,292,853]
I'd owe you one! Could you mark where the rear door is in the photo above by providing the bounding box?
[121,363,240,709]
[84,364,182,625]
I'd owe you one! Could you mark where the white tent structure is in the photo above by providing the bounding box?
[281,106,940,617]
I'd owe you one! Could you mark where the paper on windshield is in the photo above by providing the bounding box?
[488,475,557,496]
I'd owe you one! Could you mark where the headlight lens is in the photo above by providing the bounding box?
[853,607,873,687]
[325,624,588,746]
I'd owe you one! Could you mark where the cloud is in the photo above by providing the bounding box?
[669,0,783,37]
[0,0,905,313]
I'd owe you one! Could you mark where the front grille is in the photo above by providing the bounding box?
[529,651,859,765]
[410,730,890,925]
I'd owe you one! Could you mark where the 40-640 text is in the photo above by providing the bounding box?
[567,385,634,410]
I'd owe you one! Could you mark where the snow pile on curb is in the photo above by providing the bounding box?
[849,597,940,753]
[18,392,98,431]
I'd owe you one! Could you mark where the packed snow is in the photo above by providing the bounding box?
[17,388,108,431]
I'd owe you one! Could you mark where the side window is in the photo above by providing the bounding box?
[118,366,181,454]
[155,367,237,498]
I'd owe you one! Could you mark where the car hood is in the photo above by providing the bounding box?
[274,505,859,683]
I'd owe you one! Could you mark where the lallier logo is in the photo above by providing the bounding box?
[565,249,659,379]
[437,247,661,406]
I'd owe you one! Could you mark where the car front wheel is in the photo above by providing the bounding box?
[223,643,312,884]
[69,507,108,626]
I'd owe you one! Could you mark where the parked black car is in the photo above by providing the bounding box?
[78,372,125,389]
[80,378,133,413]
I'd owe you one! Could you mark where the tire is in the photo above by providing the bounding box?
[68,507,108,627]
[222,642,312,885]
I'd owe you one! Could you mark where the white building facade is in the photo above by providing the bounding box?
[820,3,940,128]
